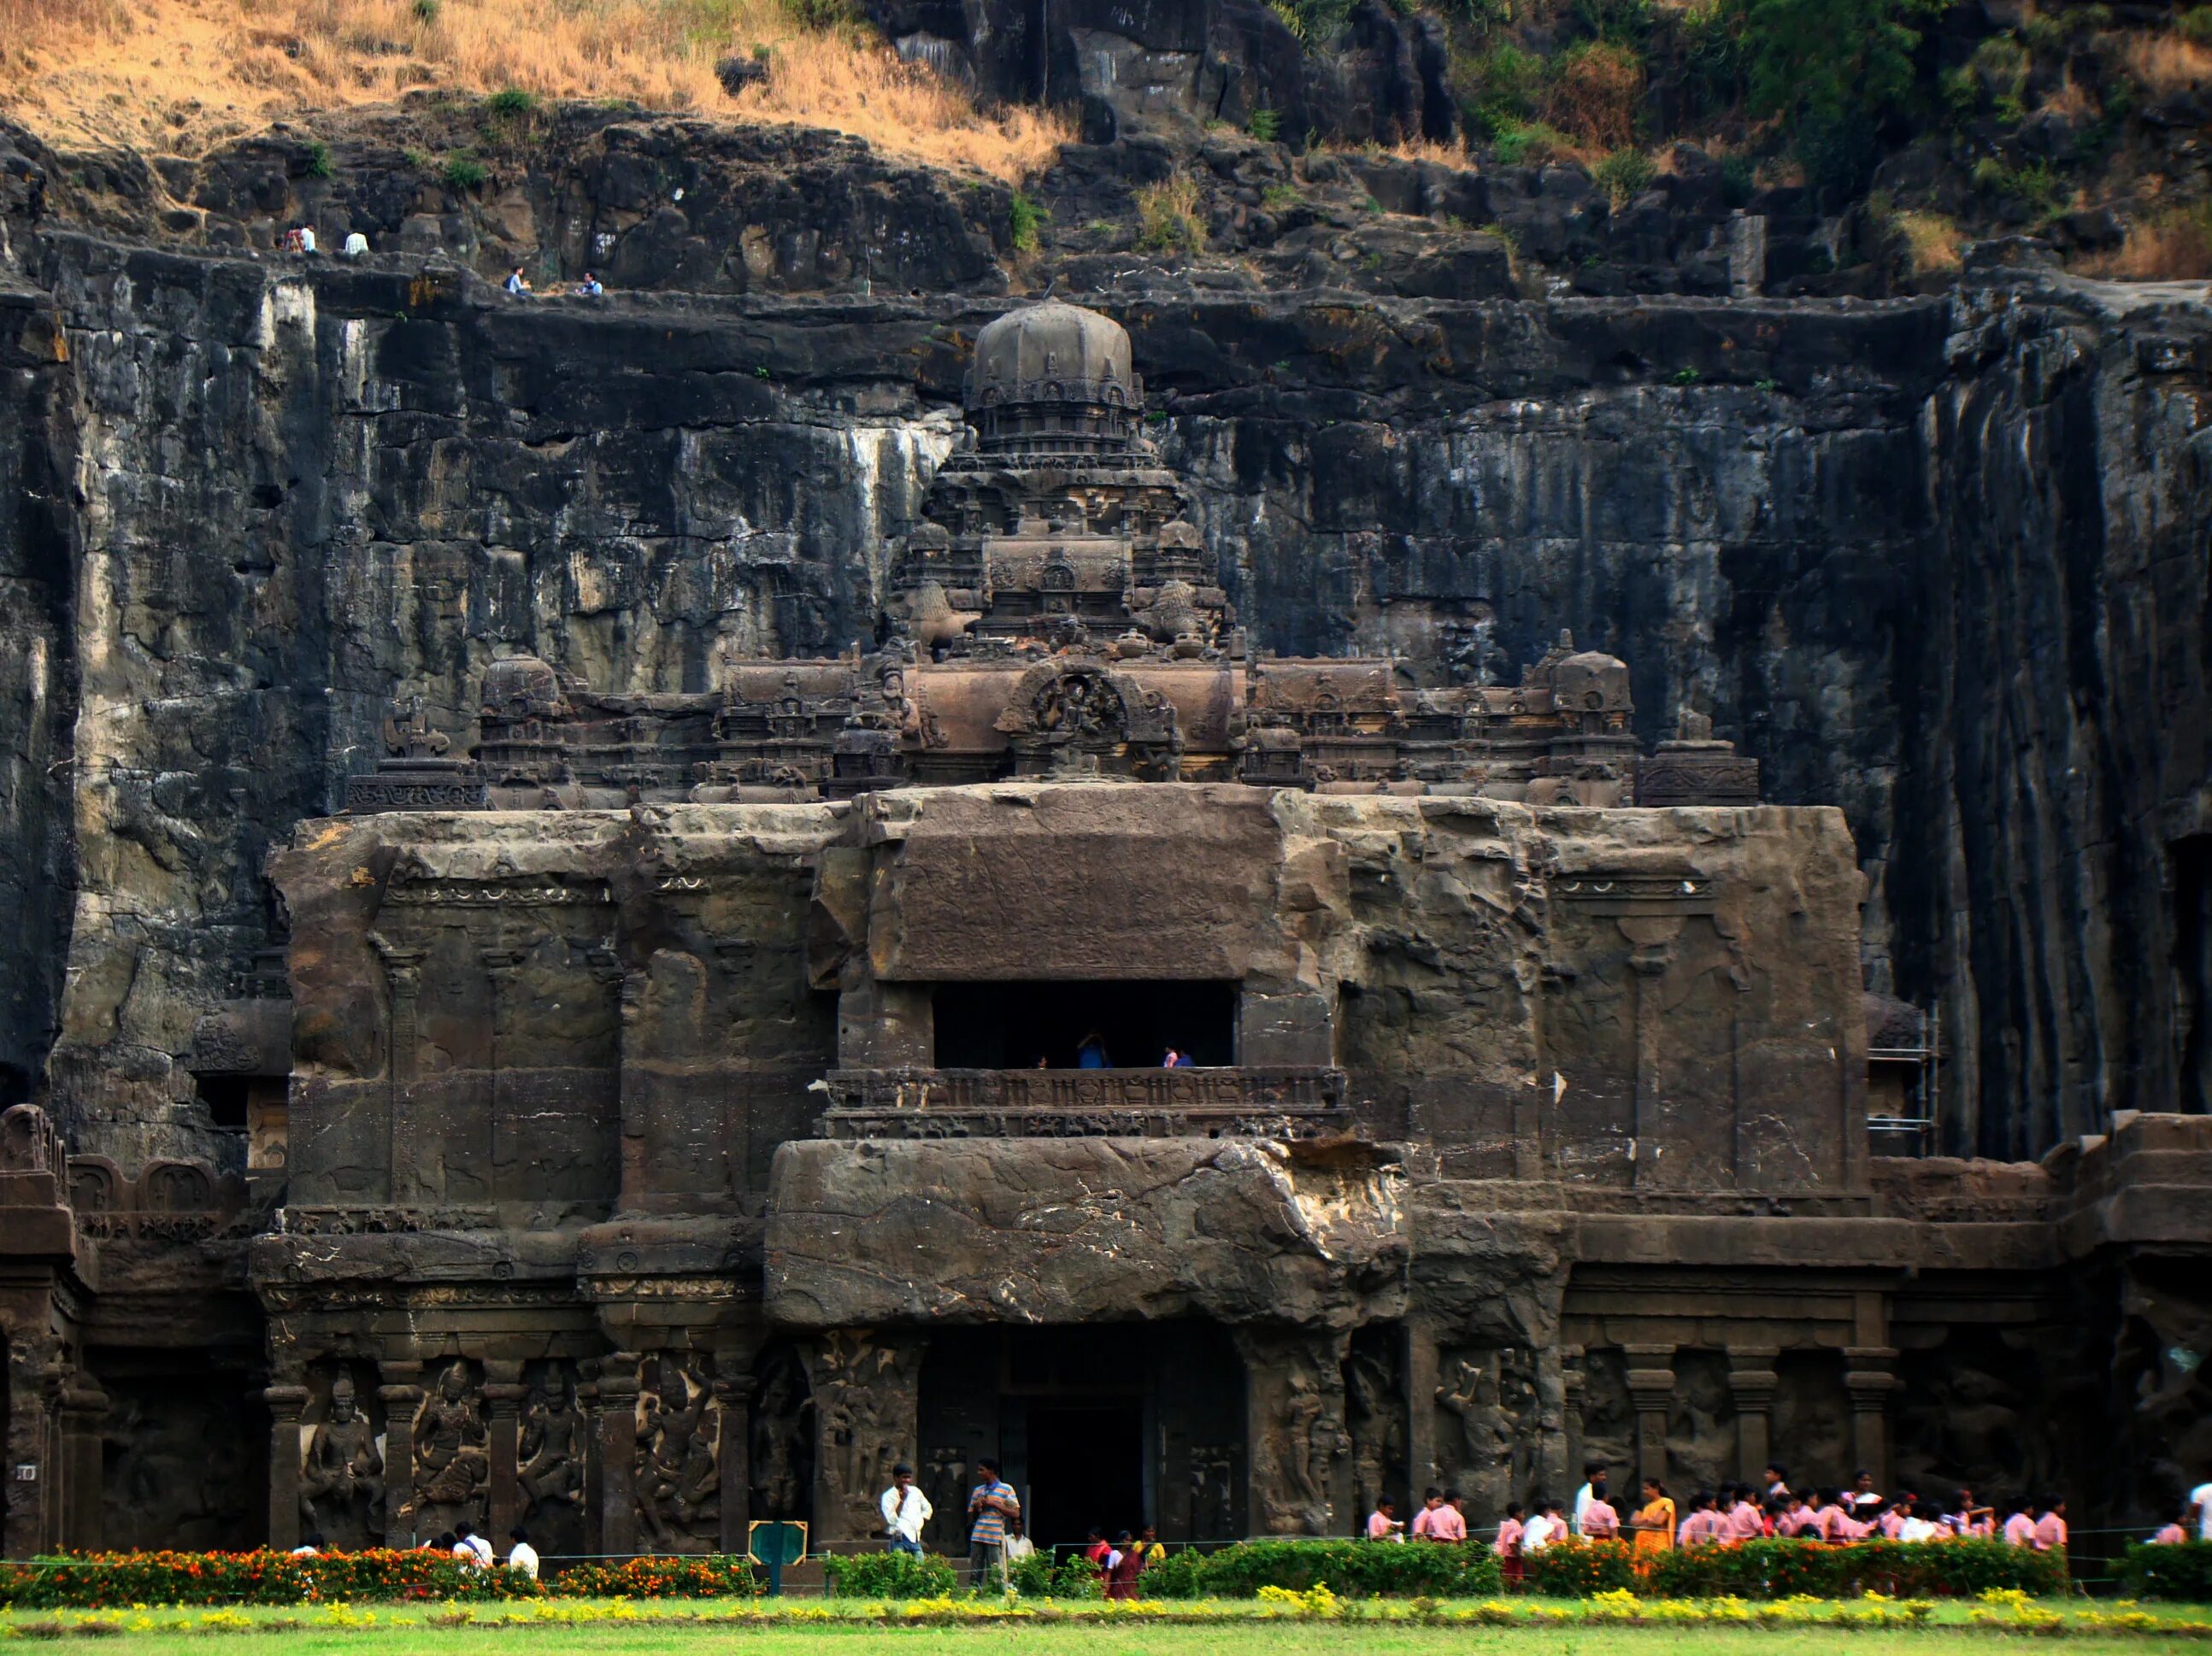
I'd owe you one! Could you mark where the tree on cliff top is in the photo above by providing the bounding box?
[1727,0,1948,197]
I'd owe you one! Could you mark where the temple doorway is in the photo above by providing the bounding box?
[915,1322,1243,1547]
[931,981,1238,1069]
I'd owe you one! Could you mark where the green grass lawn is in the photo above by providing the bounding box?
[3,1602,2207,1656]
[0,1624,2180,1656]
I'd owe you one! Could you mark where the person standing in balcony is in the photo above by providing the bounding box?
[1076,1031,1109,1068]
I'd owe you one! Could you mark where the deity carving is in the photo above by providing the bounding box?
[1665,1352,1738,1493]
[517,1361,588,1521]
[298,1371,384,1547]
[635,1353,722,1553]
[410,1359,489,1535]
[1437,1348,1541,1512]
[802,1330,923,1540]
[750,1347,813,1520]
[1346,1343,1406,1521]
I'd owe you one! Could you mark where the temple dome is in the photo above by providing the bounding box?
[968,302,1136,413]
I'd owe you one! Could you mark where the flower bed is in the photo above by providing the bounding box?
[0,1550,750,1608]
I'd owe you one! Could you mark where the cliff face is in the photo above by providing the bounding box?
[0,211,2204,1160]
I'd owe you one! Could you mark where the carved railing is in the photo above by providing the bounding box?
[817,1066,1350,1140]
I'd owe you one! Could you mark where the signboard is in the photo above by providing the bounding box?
[747,1519,808,1595]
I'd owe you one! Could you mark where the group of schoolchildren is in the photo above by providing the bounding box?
[1369,1462,2079,1584]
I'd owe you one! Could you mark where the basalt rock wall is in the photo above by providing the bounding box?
[1,220,2205,1160]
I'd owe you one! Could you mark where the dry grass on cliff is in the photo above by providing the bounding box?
[2080,202,2212,280]
[0,0,1069,179]
[2112,28,2212,96]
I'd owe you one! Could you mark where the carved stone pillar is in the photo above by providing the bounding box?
[1727,1350,1780,1485]
[1620,919,1683,1188]
[1231,1325,1353,1536]
[1560,1347,1586,1489]
[575,1366,603,1556]
[802,1330,927,1549]
[1621,1345,1675,1486]
[265,1380,310,1551]
[378,1363,425,1547]
[1402,1316,1438,1500]
[597,1354,640,1558]
[1844,1348,1898,1488]
[713,1363,754,1554]
[485,1360,528,1540]
[59,1373,106,1552]
[3,1352,56,1558]
[371,940,426,1207]
[1533,1344,1570,1501]
[481,949,524,1192]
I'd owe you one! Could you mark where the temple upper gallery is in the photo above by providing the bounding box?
[1,302,2204,1561]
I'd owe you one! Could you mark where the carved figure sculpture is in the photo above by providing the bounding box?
[412,1360,489,1533]
[300,1372,385,1544]
[518,1371,585,1513]
[636,1354,720,1552]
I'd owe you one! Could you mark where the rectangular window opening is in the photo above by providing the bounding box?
[931,980,1238,1070]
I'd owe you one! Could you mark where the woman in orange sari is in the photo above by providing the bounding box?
[1627,1478,1677,1569]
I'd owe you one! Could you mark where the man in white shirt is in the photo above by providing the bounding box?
[881,1462,933,1554]
[505,1527,540,1579]
[453,1520,494,1569]
[1572,1463,1609,1536]
[1523,1500,1563,1552]
[290,1531,323,1557]
[2191,1477,2212,1541]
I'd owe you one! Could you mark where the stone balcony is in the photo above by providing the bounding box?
[815,1066,1350,1139]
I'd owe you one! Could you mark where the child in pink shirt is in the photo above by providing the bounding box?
[2032,1499,2068,1552]
[1774,1496,1815,1537]
[1429,1492,1468,1542]
[1493,1503,1526,1585]
[1721,1487,1764,1544]
[2003,1503,2038,1546]
[1581,1496,1620,1539]
[2153,1521,2187,1545]
[1678,1494,1722,1546]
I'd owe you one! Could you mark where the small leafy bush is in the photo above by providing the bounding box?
[442,153,487,189]
[304,139,334,179]
[411,0,438,21]
[821,1550,958,1599]
[2183,5,2212,44]
[2117,1539,2212,1600]
[485,87,539,115]
[1247,107,1282,141]
[1135,173,1206,253]
[1008,190,1045,251]
[1490,120,1574,165]
[1591,147,1656,204]
[1194,1539,1503,1598]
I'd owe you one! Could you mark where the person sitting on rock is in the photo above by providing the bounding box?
[504,266,532,297]
[576,272,604,297]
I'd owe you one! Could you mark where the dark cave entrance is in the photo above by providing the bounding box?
[1023,1405,1145,1547]
[930,980,1238,1069]
[916,1323,1243,1548]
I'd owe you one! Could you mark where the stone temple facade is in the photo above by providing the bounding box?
[3,302,2208,1563]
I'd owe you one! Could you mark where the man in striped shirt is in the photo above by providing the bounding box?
[968,1459,1020,1588]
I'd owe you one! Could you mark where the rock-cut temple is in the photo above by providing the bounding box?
[2,302,2205,1560]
